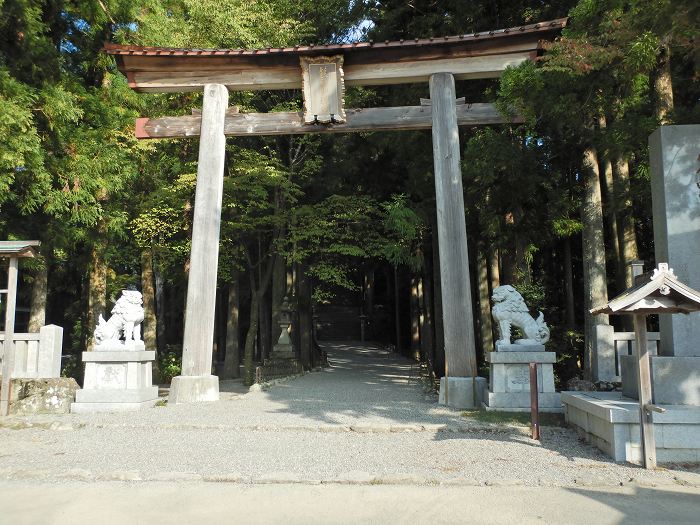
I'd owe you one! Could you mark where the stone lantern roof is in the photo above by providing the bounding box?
[591,263,700,315]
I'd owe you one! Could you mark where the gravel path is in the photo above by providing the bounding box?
[0,342,698,487]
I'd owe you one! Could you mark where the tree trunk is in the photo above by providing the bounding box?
[420,242,436,372]
[614,156,640,288]
[599,116,622,291]
[500,245,516,285]
[410,276,421,360]
[243,250,276,383]
[222,271,241,379]
[393,264,401,352]
[154,266,167,355]
[28,257,48,332]
[563,237,576,330]
[581,146,610,380]
[488,247,500,291]
[87,244,107,351]
[363,267,375,319]
[513,207,530,284]
[140,249,158,352]
[258,290,272,360]
[654,43,674,124]
[297,262,313,369]
[476,240,494,354]
[243,290,260,385]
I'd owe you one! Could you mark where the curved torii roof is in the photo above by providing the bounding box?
[104,18,567,93]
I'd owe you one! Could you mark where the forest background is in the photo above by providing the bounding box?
[1,0,697,386]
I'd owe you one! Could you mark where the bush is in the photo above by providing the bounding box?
[158,351,182,383]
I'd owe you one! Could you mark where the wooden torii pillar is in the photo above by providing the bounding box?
[168,85,229,403]
[105,19,565,405]
[430,73,481,407]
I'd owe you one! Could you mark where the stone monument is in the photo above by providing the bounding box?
[484,285,561,411]
[72,290,159,413]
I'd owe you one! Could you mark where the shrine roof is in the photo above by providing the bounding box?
[0,240,40,258]
[104,18,567,92]
[104,19,566,58]
[591,263,700,315]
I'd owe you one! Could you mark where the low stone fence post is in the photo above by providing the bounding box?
[37,325,63,378]
[593,324,616,382]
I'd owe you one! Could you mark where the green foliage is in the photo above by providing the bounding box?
[381,194,424,270]
[288,194,384,300]
[158,351,182,383]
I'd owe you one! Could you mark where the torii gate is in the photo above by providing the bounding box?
[105,19,566,407]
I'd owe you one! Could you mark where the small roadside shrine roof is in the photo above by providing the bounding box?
[591,263,700,315]
[104,18,567,92]
[0,240,40,259]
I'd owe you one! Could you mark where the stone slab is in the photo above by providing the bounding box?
[561,392,639,423]
[71,399,159,414]
[438,376,487,409]
[169,375,220,404]
[82,351,155,362]
[94,340,146,352]
[75,387,159,403]
[486,351,556,364]
[620,355,700,405]
[495,343,545,352]
[489,363,555,394]
[486,392,562,411]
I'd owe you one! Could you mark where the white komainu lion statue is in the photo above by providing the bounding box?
[94,290,145,346]
[491,285,550,345]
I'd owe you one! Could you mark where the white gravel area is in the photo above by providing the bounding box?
[0,342,698,487]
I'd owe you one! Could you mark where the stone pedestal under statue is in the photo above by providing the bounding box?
[72,346,159,413]
[484,343,561,412]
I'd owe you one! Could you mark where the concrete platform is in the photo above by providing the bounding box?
[562,391,700,464]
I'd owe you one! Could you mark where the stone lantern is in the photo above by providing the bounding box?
[271,296,295,360]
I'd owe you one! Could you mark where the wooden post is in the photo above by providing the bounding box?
[429,73,477,378]
[0,257,19,416]
[171,84,228,403]
[529,362,540,440]
[633,313,657,468]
